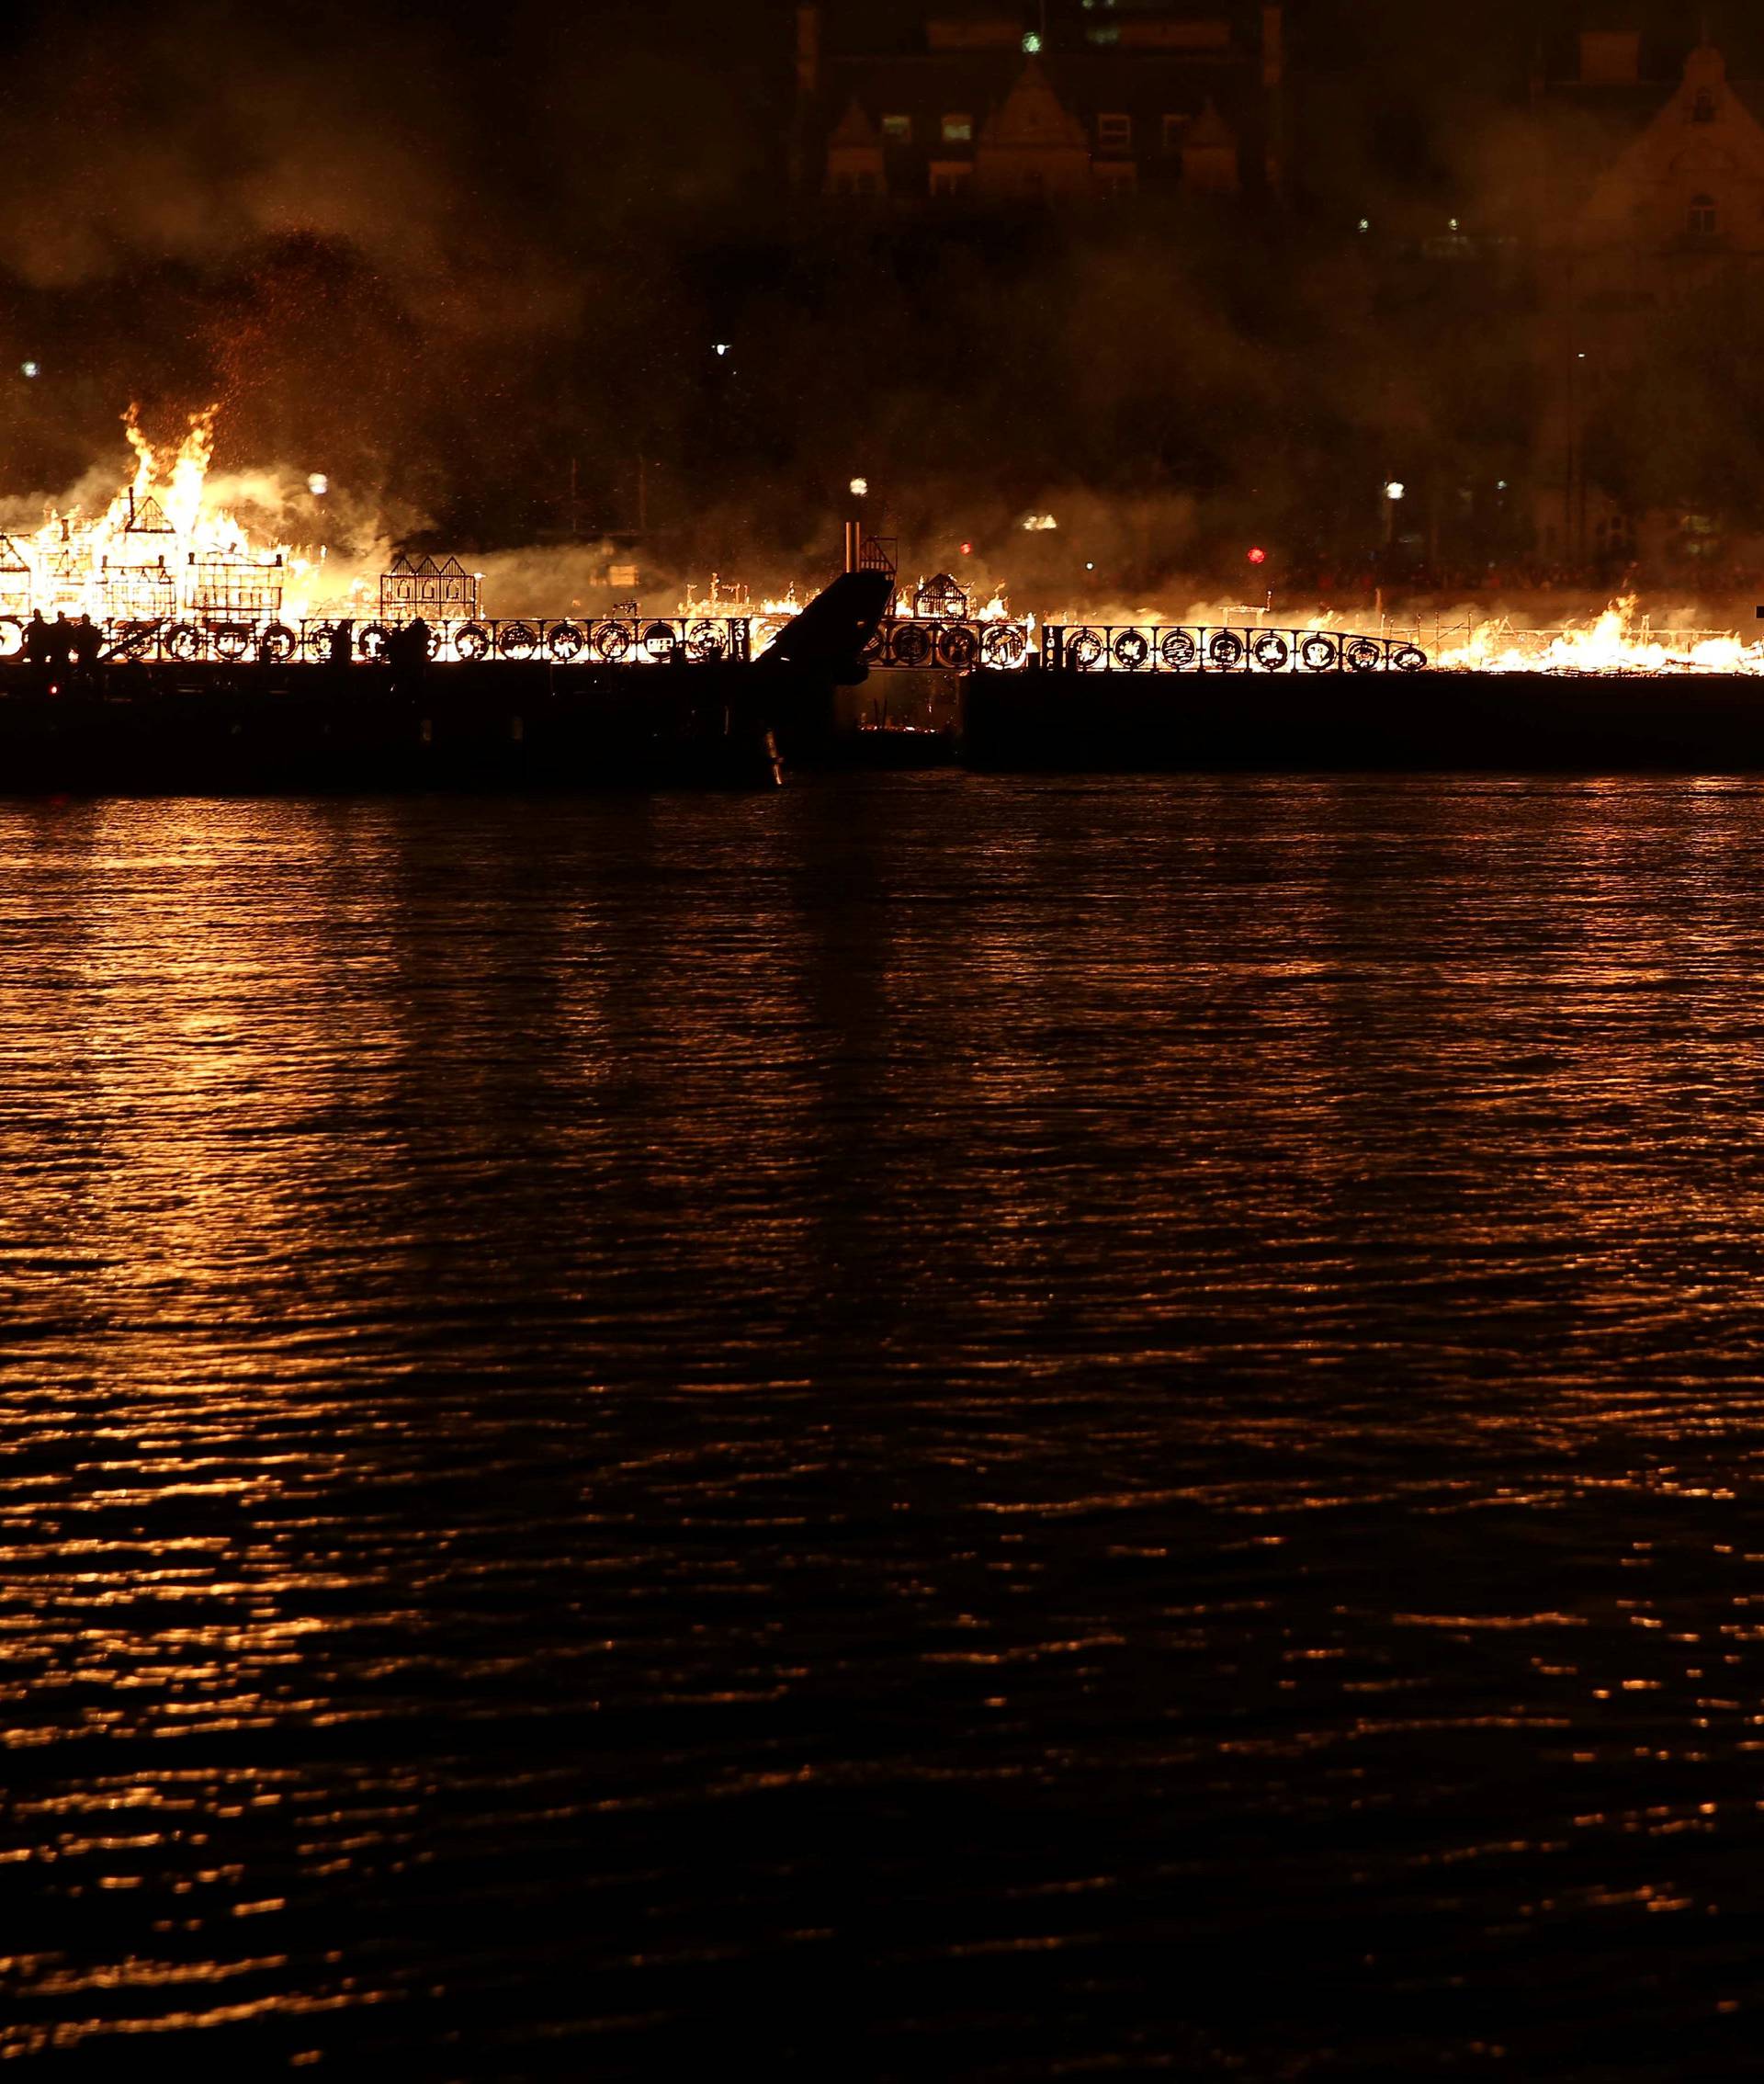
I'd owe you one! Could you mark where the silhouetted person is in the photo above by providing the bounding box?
[392,618,432,691]
[50,612,74,676]
[71,615,101,679]
[23,609,51,677]
[328,618,354,672]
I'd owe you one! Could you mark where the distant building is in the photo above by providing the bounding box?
[1530,28,1764,564]
[796,1,1283,206]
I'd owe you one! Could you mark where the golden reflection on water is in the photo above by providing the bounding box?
[6,781,1764,2067]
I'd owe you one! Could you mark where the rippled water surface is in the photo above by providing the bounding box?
[6,776,1764,2074]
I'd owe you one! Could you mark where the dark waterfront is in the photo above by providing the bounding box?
[5,776,1764,2074]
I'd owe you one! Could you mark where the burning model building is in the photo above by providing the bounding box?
[379,554,481,625]
[13,410,310,634]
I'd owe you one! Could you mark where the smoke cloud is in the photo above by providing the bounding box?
[1,0,1763,629]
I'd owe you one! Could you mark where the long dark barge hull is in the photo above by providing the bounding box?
[964,668,1764,773]
[0,570,901,795]
[0,661,794,793]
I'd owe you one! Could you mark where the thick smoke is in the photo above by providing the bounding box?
[2,0,1763,630]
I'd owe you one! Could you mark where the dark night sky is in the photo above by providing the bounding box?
[4,1,1758,286]
[14,0,1733,288]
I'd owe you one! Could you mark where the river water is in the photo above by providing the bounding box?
[3,776,1763,2075]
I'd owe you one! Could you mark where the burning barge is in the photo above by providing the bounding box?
[0,411,914,791]
[15,600,1764,790]
[9,410,1764,785]
[962,617,1764,773]
[0,571,902,792]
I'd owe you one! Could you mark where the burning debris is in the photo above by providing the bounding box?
[1430,595,1764,676]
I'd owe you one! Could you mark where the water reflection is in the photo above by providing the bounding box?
[5,779,1764,2070]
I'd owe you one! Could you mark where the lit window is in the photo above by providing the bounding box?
[1098,112,1132,152]
[942,112,972,143]
[881,113,911,142]
[1689,192,1718,236]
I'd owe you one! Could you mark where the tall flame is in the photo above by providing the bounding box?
[14,405,311,626]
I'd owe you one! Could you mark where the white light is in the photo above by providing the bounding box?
[713,343,730,357]
[1449,218,1460,232]
[19,361,38,379]
[1497,479,1508,491]
[1357,218,1370,232]
[1385,481,1406,501]
[1022,30,1041,51]
[1022,512,1058,531]
[1085,561,1095,571]
[308,473,328,496]
[849,476,868,497]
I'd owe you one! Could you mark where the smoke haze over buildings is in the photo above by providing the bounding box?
[4,0,1764,607]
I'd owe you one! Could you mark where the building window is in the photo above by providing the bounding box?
[1098,112,1132,153]
[881,113,911,143]
[941,113,972,144]
[1161,113,1190,153]
[930,163,972,198]
[1689,192,1718,236]
[1095,161,1138,197]
[1693,88,1717,122]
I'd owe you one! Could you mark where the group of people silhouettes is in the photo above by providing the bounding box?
[16,607,438,685]
[322,616,429,678]
[24,608,101,682]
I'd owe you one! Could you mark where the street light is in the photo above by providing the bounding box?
[850,476,868,498]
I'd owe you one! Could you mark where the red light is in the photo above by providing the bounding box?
[959,540,973,556]
[1247,546,1267,565]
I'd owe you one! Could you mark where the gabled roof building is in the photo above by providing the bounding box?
[1529,26,1764,563]
[797,2,1283,206]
